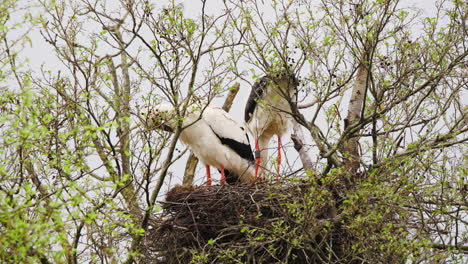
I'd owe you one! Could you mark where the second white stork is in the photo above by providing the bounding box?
[142,104,255,185]
[244,72,298,180]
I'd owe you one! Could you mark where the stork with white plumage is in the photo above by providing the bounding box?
[141,104,255,185]
[244,72,299,180]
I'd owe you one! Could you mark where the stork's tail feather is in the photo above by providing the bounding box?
[224,169,239,184]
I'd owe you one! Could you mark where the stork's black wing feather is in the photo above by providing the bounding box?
[209,126,255,184]
[209,128,255,162]
[244,76,269,123]
[203,108,255,163]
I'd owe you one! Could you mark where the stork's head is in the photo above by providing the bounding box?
[140,103,176,132]
[269,71,299,91]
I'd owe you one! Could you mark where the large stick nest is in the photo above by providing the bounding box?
[139,181,343,263]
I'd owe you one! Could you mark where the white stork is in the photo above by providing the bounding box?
[244,72,298,180]
[142,104,255,185]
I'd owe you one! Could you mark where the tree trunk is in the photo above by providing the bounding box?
[342,63,368,175]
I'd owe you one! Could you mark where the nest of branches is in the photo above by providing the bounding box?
[139,180,352,264]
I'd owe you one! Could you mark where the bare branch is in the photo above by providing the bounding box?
[291,121,315,175]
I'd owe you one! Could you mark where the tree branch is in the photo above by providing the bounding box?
[291,121,315,175]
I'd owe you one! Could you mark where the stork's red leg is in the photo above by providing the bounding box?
[220,165,226,185]
[277,136,282,180]
[254,139,261,181]
[206,165,212,186]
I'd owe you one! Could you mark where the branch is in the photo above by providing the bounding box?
[297,97,318,109]
[291,121,315,175]
[372,128,468,170]
[182,152,198,185]
[431,243,468,254]
[222,82,240,111]
[289,98,340,169]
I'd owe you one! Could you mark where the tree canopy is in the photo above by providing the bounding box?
[0,0,466,263]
